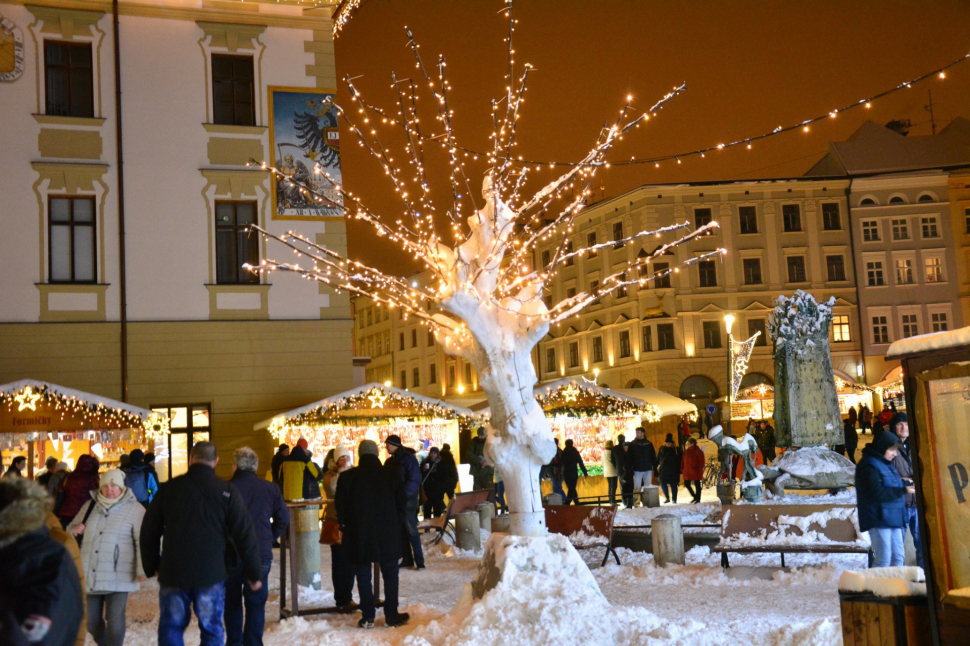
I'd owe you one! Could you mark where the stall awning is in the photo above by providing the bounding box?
[0,379,151,433]
[613,387,697,417]
[886,326,970,360]
[476,378,657,419]
[254,382,476,431]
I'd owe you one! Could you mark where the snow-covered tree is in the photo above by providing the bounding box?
[247,3,723,537]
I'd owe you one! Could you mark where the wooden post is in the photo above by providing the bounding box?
[641,485,660,508]
[456,510,481,552]
[476,502,495,532]
[652,514,685,566]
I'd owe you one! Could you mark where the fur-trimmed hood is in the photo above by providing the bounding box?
[0,478,53,549]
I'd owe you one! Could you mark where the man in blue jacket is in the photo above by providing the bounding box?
[856,431,915,568]
[226,447,289,646]
[384,435,424,570]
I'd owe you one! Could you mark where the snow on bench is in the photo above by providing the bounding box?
[545,504,620,567]
[418,490,491,545]
[712,503,869,568]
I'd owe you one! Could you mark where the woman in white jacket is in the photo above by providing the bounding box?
[602,438,618,506]
[68,469,145,646]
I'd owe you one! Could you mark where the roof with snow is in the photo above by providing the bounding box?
[805,118,970,176]
[886,326,970,360]
[0,379,151,432]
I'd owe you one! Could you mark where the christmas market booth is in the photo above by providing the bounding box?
[719,377,876,432]
[254,383,476,472]
[1,379,157,477]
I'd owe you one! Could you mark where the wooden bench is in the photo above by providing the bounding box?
[418,490,491,545]
[545,504,620,567]
[711,503,869,568]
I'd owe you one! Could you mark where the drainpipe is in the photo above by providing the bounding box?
[845,183,867,385]
[112,0,129,401]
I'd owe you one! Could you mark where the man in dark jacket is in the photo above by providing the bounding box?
[384,435,424,569]
[270,444,289,490]
[122,448,158,508]
[560,439,588,505]
[226,447,290,646]
[140,442,262,646]
[541,438,566,501]
[611,434,633,508]
[466,427,494,492]
[438,444,460,504]
[890,414,922,568]
[656,434,683,504]
[842,417,859,464]
[627,427,657,494]
[420,448,448,519]
[0,477,83,646]
[856,432,913,568]
[336,440,410,629]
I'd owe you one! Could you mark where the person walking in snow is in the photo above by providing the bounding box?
[542,438,566,501]
[602,439,618,506]
[843,417,859,464]
[561,439,588,505]
[611,434,634,508]
[681,438,705,504]
[856,431,914,568]
[656,434,682,504]
[322,446,355,613]
[438,444,460,505]
[68,470,145,646]
[627,427,657,495]
[384,435,424,570]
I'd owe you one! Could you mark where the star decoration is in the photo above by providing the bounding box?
[561,384,580,403]
[142,412,171,441]
[368,389,388,409]
[14,386,42,412]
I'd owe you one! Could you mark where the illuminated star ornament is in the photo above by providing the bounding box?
[142,412,171,441]
[367,388,388,409]
[268,417,289,443]
[14,386,42,412]
[561,384,581,403]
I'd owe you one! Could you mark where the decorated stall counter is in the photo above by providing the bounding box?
[254,383,474,466]
[0,379,156,476]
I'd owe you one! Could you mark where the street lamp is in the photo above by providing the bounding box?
[724,314,735,432]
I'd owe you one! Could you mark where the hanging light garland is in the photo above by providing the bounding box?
[1,384,145,429]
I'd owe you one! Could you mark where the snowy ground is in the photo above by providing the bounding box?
[107,494,864,646]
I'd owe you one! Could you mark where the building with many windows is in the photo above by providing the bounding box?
[0,0,351,476]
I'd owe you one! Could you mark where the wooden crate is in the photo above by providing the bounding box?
[840,593,932,646]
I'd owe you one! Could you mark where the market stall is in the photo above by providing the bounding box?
[254,383,475,468]
[0,379,156,477]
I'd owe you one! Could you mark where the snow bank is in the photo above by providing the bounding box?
[722,507,868,548]
[839,566,926,597]
[764,446,855,490]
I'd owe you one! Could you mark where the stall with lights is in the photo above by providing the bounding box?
[254,383,474,466]
[1,379,157,477]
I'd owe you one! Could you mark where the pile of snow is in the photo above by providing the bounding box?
[763,446,855,490]
[721,507,868,548]
[745,488,857,506]
[839,566,926,597]
[615,502,720,530]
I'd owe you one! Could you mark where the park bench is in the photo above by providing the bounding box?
[545,504,621,567]
[418,489,492,545]
[711,503,869,568]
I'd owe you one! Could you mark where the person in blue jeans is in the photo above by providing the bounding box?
[225,447,289,646]
[856,431,915,568]
[141,442,263,646]
[890,414,923,569]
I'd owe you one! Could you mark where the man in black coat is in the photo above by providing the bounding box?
[384,435,424,569]
[627,427,657,493]
[270,444,289,490]
[611,434,634,508]
[0,478,83,646]
[140,442,262,646]
[336,440,410,629]
[560,439,588,505]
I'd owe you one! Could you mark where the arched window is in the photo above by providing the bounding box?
[626,379,644,388]
[918,193,935,203]
[889,196,906,205]
[739,372,773,390]
[860,198,876,206]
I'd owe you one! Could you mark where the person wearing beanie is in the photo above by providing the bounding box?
[121,449,157,509]
[336,440,410,629]
[297,438,309,451]
[560,439,588,506]
[271,444,290,491]
[0,478,84,646]
[322,445,355,613]
[856,431,914,568]
[384,435,424,570]
[656,433,683,504]
[890,413,922,568]
[67,470,145,646]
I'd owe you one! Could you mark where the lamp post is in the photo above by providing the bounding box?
[724,314,735,433]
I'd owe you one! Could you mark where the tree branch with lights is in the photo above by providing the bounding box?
[247,1,724,536]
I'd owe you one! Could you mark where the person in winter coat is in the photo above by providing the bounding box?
[856,431,914,568]
[0,477,84,646]
[759,421,776,463]
[656,434,683,504]
[68,470,145,646]
[466,427,494,492]
[681,438,706,504]
[602,440,618,506]
[45,513,86,646]
[322,446,355,613]
[120,449,157,509]
[560,439,588,505]
[384,434,424,570]
[877,405,893,427]
[438,444,460,504]
[626,427,657,493]
[493,467,507,514]
[335,439,410,629]
[4,455,27,478]
[280,441,321,502]
[678,416,692,448]
[847,406,857,430]
[890,414,922,569]
[270,445,289,490]
[860,405,873,434]
[56,455,100,528]
[143,453,159,486]
[46,463,69,498]
[35,458,59,488]
[140,442,262,646]
[226,448,289,646]
[542,438,566,501]
[843,417,859,464]
[611,435,634,508]
[420,448,448,519]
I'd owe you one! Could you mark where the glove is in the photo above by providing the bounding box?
[22,616,51,643]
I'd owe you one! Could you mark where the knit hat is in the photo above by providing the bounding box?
[334,445,352,464]
[129,448,145,467]
[428,446,439,455]
[665,433,674,443]
[100,469,127,491]
[894,412,908,427]
[873,431,902,455]
[385,434,403,448]
[358,439,379,457]
[296,438,309,450]
[278,444,290,451]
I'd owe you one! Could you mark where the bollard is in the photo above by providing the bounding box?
[456,510,481,552]
[543,493,563,506]
[716,482,736,505]
[652,513,685,566]
[641,485,661,508]
[295,505,322,589]
[490,514,511,534]
[477,502,495,532]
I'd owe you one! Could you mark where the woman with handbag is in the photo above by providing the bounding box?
[321,446,355,612]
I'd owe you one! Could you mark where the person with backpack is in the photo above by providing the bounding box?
[121,450,157,509]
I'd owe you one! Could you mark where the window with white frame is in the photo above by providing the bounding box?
[832,315,851,342]
[931,312,948,332]
[872,316,890,344]
[895,258,914,285]
[921,217,939,239]
[924,256,944,283]
[901,314,919,338]
[49,197,96,283]
[891,219,910,240]
[866,260,885,286]
[862,220,880,242]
